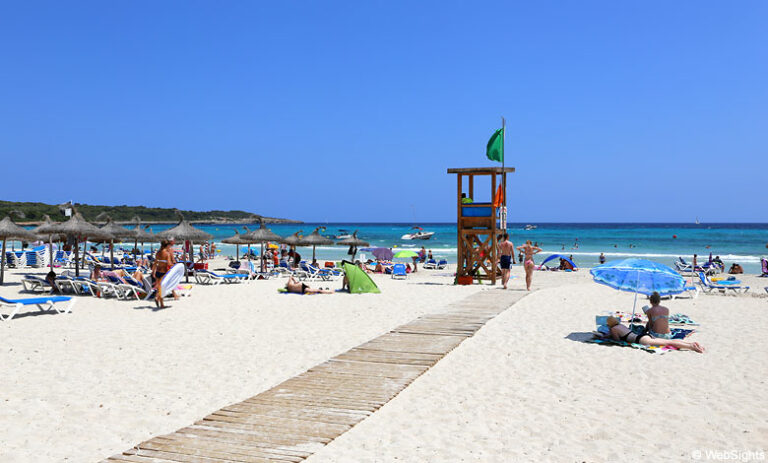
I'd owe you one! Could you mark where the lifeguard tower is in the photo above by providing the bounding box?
[447,167,515,284]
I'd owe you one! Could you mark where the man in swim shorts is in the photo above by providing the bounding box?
[498,233,515,289]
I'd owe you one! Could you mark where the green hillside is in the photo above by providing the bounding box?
[0,201,299,224]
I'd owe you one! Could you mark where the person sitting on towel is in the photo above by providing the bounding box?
[285,276,332,295]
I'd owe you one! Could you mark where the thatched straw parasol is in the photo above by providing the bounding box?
[37,212,113,277]
[0,216,37,284]
[32,215,62,271]
[99,218,136,269]
[300,227,335,265]
[125,217,158,256]
[222,229,249,260]
[155,217,213,282]
[242,220,284,272]
[336,231,370,262]
[279,231,303,268]
[155,218,213,244]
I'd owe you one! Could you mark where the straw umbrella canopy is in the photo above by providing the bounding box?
[336,231,369,262]
[32,215,63,271]
[0,216,38,284]
[37,212,113,277]
[222,230,249,260]
[155,217,213,282]
[300,227,335,265]
[125,217,158,255]
[99,218,136,269]
[242,220,283,272]
[280,231,303,268]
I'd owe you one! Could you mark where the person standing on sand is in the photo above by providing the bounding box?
[498,233,515,289]
[517,240,542,291]
[152,240,175,308]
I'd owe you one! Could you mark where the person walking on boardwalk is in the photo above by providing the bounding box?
[517,240,542,291]
[498,233,515,289]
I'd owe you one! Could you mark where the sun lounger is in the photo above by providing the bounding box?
[21,275,55,293]
[195,270,247,285]
[391,263,407,280]
[0,295,75,321]
[669,285,699,299]
[697,272,749,294]
[436,259,448,270]
[423,259,437,269]
[300,262,343,281]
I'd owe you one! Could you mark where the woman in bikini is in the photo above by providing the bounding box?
[152,240,175,308]
[516,240,542,291]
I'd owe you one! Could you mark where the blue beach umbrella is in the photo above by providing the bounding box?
[590,258,685,324]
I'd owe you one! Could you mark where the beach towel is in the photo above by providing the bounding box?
[605,311,698,326]
[587,328,696,354]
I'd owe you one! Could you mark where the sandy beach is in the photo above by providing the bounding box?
[1,260,766,462]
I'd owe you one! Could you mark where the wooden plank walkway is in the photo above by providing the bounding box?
[103,289,527,463]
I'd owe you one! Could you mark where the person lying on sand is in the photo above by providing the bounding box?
[606,316,705,353]
[285,276,333,295]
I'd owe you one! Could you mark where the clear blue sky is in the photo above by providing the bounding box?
[1,1,766,222]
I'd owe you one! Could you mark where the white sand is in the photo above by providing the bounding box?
[1,262,766,462]
[307,269,768,463]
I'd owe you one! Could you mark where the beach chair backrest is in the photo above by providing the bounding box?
[697,272,709,286]
[393,263,406,275]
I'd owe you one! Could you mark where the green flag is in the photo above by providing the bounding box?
[486,128,504,163]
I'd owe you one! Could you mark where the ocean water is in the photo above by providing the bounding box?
[145,222,768,273]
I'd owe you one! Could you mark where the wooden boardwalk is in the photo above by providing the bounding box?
[103,289,527,463]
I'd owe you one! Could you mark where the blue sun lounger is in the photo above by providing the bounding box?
[697,272,749,294]
[0,295,75,321]
[392,263,407,280]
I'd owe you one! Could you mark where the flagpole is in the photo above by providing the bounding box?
[501,116,506,230]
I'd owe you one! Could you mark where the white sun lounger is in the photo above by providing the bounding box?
[0,295,75,321]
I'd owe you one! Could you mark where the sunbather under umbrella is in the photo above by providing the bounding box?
[590,258,687,328]
[0,216,38,284]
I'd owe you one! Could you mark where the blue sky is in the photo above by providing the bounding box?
[1,1,766,222]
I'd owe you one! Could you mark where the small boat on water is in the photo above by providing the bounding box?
[335,229,354,240]
[401,226,435,240]
[524,224,537,231]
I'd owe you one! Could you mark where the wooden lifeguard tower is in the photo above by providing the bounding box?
[447,167,515,284]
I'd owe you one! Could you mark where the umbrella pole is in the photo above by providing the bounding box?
[1,238,6,284]
[74,238,80,277]
[110,240,115,270]
[629,271,640,330]
[49,236,53,270]
[261,242,264,273]
[313,245,316,266]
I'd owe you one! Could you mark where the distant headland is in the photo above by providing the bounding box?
[0,200,301,225]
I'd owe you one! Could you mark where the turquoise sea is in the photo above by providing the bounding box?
[141,222,768,273]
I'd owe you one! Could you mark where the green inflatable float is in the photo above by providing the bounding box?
[342,261,381,294]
